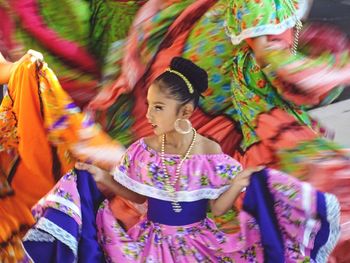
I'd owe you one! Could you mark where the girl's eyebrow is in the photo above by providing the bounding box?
[151,101,166,105]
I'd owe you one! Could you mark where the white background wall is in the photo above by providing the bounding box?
[309,99,350,147]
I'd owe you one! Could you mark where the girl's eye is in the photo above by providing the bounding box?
[154,106,163,111]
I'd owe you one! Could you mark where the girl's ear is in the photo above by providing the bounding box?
[179,103,194,119]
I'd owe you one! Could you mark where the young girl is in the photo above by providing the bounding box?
[23,57,340,262]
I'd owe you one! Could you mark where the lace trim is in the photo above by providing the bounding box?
[23,228,55,243]
[35,217,78,257]
[38,194,82,219]
[300,182,317,254]
[224,15,297,45]
[113,168,230,202]
[316,193,341,263]
[224,0,308,45]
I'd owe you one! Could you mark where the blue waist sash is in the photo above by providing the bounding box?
[147,198,208,226]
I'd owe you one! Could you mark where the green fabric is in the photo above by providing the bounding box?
[182,0,311,150]
[134,0,196,63]
[105,94,135,147]
[89,0,143,64]
[101,40,126,86]
[14,25,96,83]
[38,0,90,46]
[225,0,299,43]
[13,0,95,83]
[278,138,345,179]
[11,0,144,79]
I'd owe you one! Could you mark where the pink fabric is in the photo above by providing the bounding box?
[96,200,264,262]
[29,142,340,262]
[275,60,350,104]
[114,138,242,194]
[31,171,82,226]
[0,6,16,52]
[97,141,336,262]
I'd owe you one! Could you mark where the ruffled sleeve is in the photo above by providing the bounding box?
[112,140,243,202]
[112,140,156,197]
[262,32,350,107]
[112,140,145,183]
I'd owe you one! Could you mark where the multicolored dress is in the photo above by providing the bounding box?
[23,139,340,262]
[86,1,350,259]
[89,0,350,169]
[1,0,350,261]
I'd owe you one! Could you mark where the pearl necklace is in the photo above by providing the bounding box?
[160,128,197,213]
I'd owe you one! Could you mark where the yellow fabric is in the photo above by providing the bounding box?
[38,62,125,170]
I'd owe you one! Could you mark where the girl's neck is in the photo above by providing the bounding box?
[161,130,195,153]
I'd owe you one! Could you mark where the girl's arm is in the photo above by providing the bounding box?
[0,52,16,84]
[75,162,146,204]
[210,167,264,216]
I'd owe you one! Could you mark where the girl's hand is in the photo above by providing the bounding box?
[210,166,266,216]
[1,49,44,84]
[75,162,115,198]
[232,166,265,188]
[9,50,44,75]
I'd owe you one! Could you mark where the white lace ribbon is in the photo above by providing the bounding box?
[26,217,78,257]
[113,168,230,202]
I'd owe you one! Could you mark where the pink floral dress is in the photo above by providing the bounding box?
[94,139,340,262]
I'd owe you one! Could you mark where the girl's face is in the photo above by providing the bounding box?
[146,83,183,136]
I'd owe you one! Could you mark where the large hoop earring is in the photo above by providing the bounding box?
[174,119,192,134]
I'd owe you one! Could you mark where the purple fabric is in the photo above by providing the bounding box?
[243,169,285,262]
[311,192,331,259]
[243,169,338,262]
[147,198,208,225]
[22,163,339,262]
[23,170,106,263]
[23,208,77,263]
[76,169,106,262]
[50,115,68,130]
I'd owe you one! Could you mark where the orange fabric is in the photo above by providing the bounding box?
[110,197,144,230]
[7,61,57,203]
[231,108,317,168]
[0,196,34,239]
[0,188,34,261]
[35,61,140,227]
[0,60,72,261]
[0,235,28,262]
